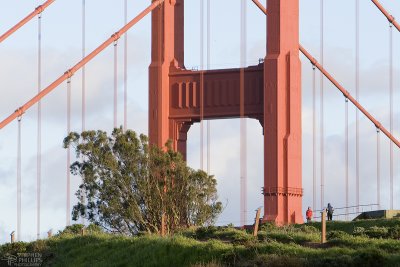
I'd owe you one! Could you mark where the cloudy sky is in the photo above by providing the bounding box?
[1,0,400,243]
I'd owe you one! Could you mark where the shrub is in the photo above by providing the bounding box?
[195,226,218,239]
[86,223,103,234]
[0,242,28,256]
[353,227,366,237]
[260,223,277,232]
[327,230,351,240]
[388,225,400,239]
[365,226,389,239]
[257,231,268,241]
[298,225,319,234]
[57,224,85,236]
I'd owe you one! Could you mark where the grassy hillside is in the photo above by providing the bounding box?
[1,219,400,266]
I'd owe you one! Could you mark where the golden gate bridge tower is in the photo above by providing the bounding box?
[148,0,303,224]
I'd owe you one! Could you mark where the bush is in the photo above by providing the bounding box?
[257,231,268,241]
[365,226,389,239]
[57,224,85,236]
[353,227,366,237]
[298,225,319,234]
[327,230,351,240]
[86,224,103,234]
[260,223,278,232]
[195,226,218,239]
[388,225,400,239]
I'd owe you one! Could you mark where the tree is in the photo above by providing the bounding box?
[63,128,222,235]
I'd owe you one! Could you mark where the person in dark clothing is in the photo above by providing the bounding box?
[326,203,334,221]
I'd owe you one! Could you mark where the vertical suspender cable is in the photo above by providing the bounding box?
[240,0,247,227]
[389,22,393,209]
[377,128,381,210]
[66,79,71,226]
[206,0,211,174]
[345,97,349,220]
[17,118,22,241]
[320,0,324,210]
[81,0,86,226]
[36,12,42,240]
[82,0,86,132]
[200,0,204,170]
[355,0,360,213]
[114,41,118,129]
[200,0,204,171]
[124,0,128,131]
[312,65,316,214]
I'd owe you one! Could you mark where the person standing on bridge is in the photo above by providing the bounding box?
[326,203,334,221]
[306,207,313,223]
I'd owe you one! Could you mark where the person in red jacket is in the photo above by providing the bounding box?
[306,207,313,223]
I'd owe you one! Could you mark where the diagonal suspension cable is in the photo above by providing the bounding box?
[0,1,164,130]
[251,0,400,161]
[0,0,55,43]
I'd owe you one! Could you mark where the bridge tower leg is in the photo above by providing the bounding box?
[263,0,303,224]
[149,0,191,158]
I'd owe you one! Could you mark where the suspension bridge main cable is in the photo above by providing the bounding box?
[0,0,55,44]
[320,0,324,210]
[250,0,400,164]
[355,0,360,214]
[36,10,42,240]
[389,22,393,209]
[0,1,164,129]
[240,0,248,227]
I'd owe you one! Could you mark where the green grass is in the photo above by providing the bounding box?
[1,219,400,266]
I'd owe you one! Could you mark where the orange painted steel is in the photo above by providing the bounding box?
[263,0,303,224]
[371,0,400,32]
[252,0,400,150]
[0,0,55,44]
[0,1,163,130]
[149,0,303,224]
[251,0,266,14]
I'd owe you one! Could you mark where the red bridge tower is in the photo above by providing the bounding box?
[149,0,303,224]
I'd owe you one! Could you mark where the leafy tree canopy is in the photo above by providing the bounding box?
[63,128,222,235]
